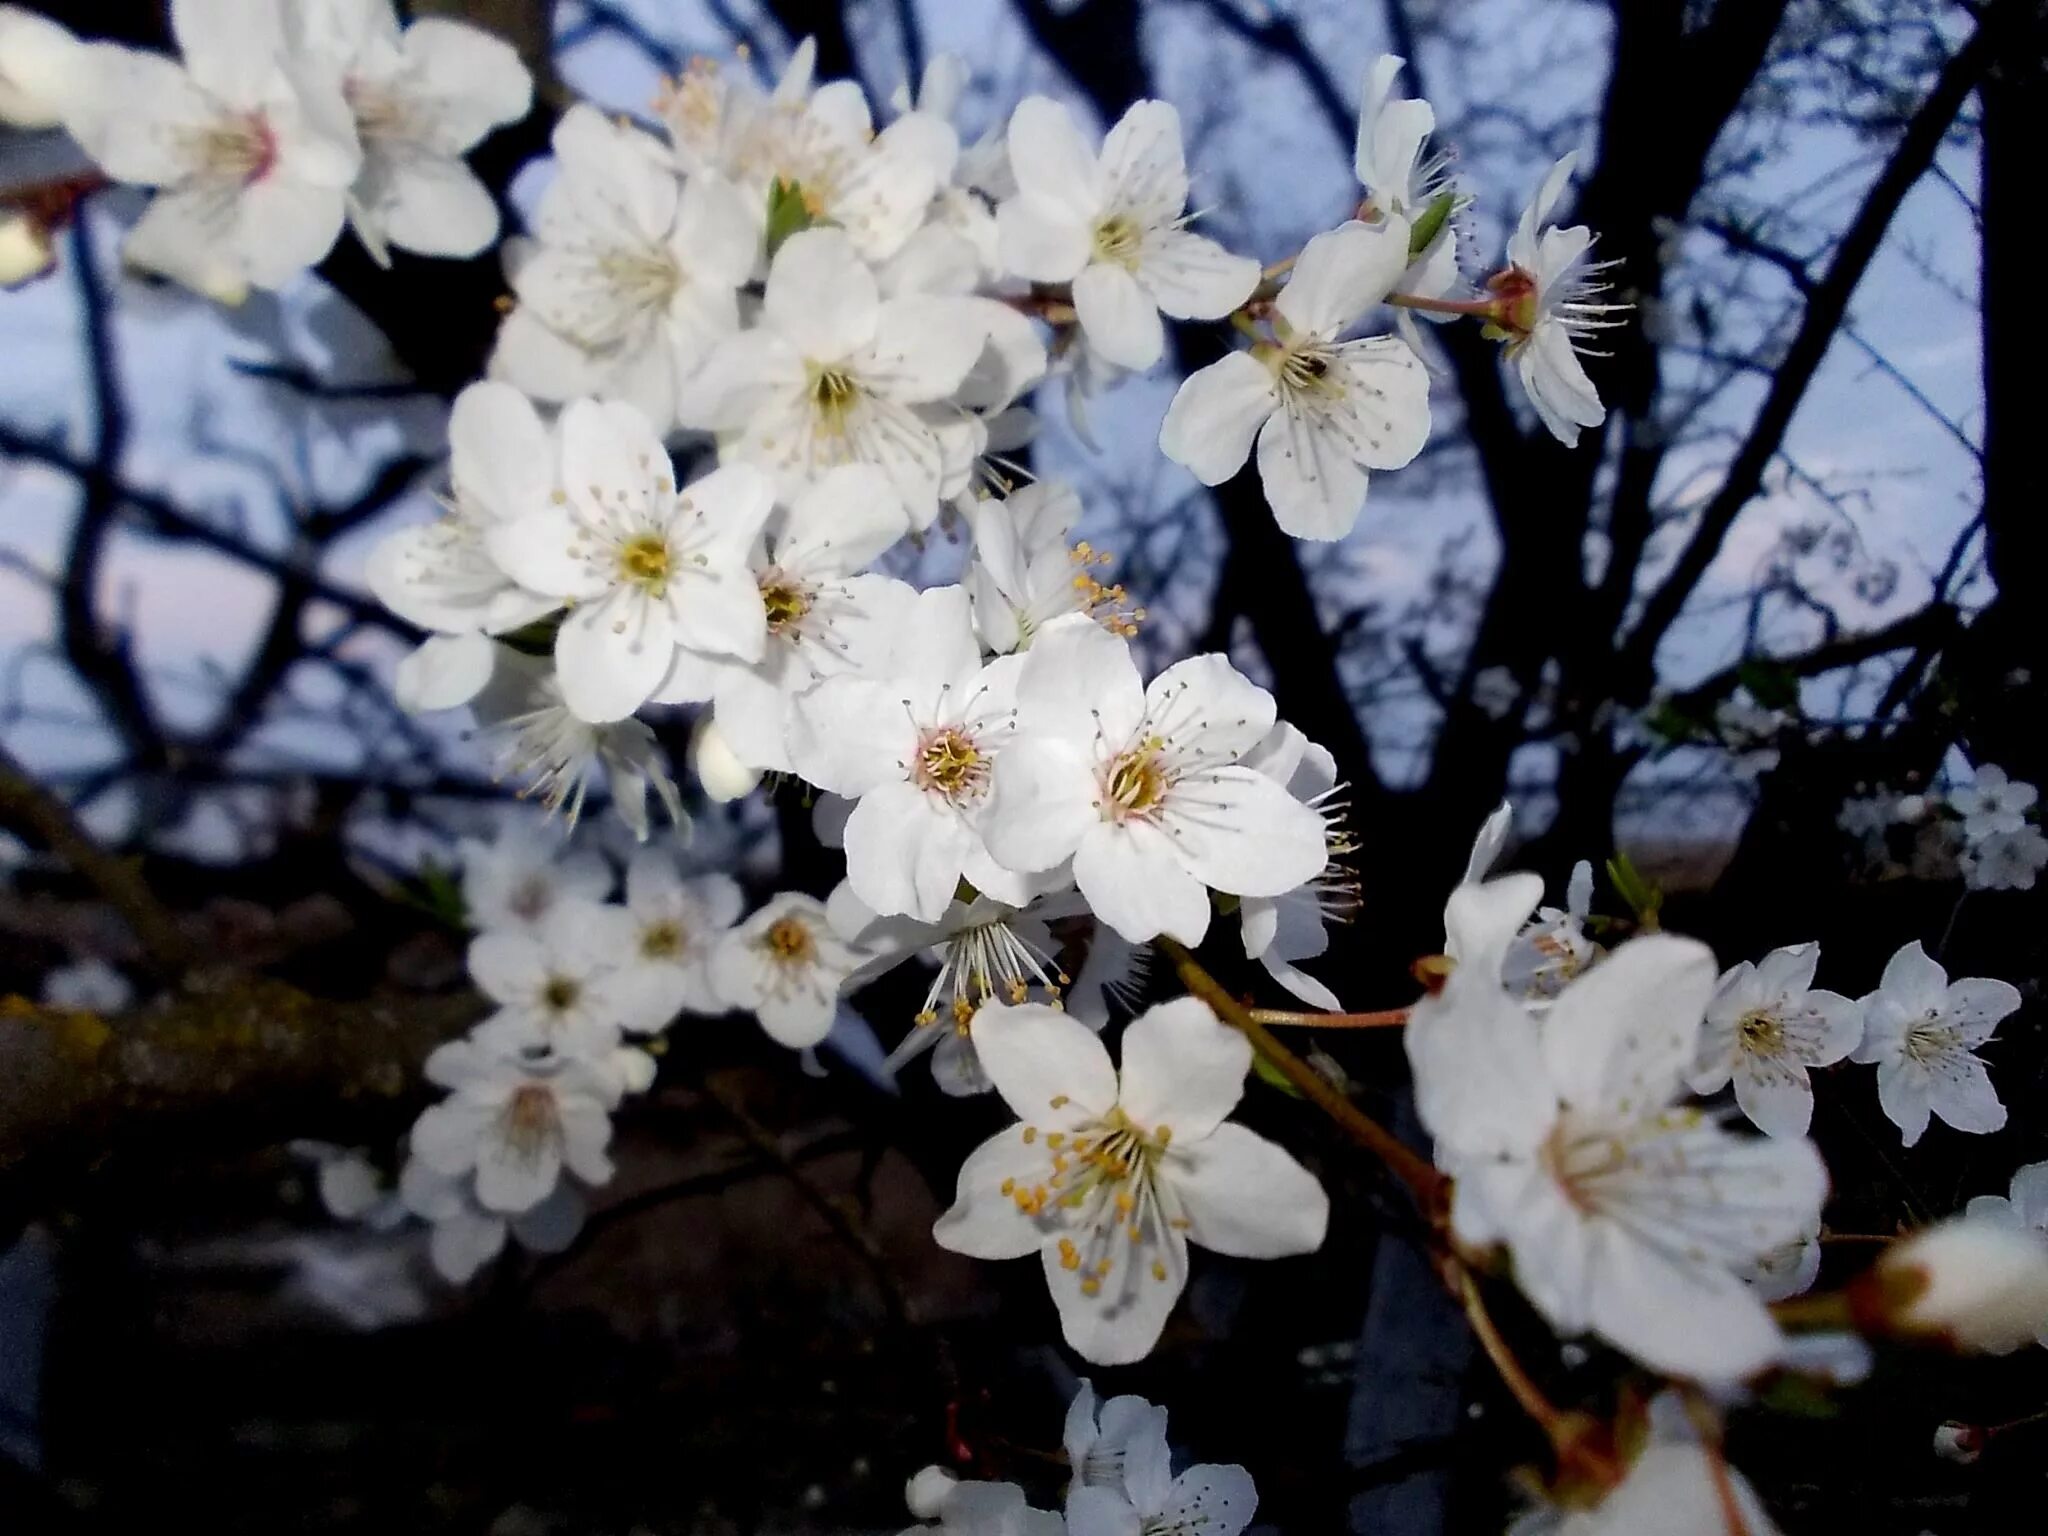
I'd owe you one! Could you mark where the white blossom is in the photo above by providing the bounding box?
[399,1154,586,1282]
[996,96,1257,371]
[1521,1395,1782,1536]
[1159,218,1430,540]
[467,896,637,1056]
[470,646,685,840]
[409,1038,618,1214]
[1495,153,1624,447]
[655,463,912,774]
[1406,913,1827,1381]
[789,583,1031,920]
[492,105,757,428]
[982,617,1328,945]
[1497,859,1597,1004]
[964,482,1138,655]
[1962,827,2048,892]
[612,848,742,1032]
[709,891,868,1049]
[1851,940,2015,1147]
[677,226,988,525]
[1352,53,1464,343]
[457,821,611,934]
[59,0,362,294]
[0,4,87,128]
[1062,1379,1168,1496]
[934,997,1328,1364]
[1949,763,2038,841]
[364,382,562,713]
[1067,1460,1254,1536]
[1688,943,1862,1138]
[486,400,775,723]
[288,0,531,263]
[1237,721,1353,1011]
[831,882,1092,1095]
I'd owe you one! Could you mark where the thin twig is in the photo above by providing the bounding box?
[1158,938,1445,1208]
[0,740,191,974]
[1249,1006,1411,1030]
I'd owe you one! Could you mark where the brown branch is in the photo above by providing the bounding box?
[0,740,192,973]
[0,980,482,1189]
[1620,17,1997,681]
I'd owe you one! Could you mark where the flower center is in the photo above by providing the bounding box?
[1101,742,1169,821]
[914,917,1070,1031]
[1276,339,1340,396]
[501,1083,564,1160]
[760,574,812,634]
[597,246,683,308]
[1001,1106,1185,1294]
[764,915,816,965]
[1737,1009,1785,1055]
[1091,215,1142,268]
[1483,266,1542,344]
[541,976,582,1013]
[1904,1017,1960,1065]
[807,365,861,433]
[188,111,277,184]
[915,728,987,802]
[617,533,673,594]
[641,920,685,959]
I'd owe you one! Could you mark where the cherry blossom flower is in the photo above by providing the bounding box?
[688,712,763,802]
[934,997,1328,1364]
[611,848,742,1033]
[470,647,685,840]
[710,891,869,1049]
[1159,219,1430,539]
[1965,1160,2048,1347]
[399,1154,586,1282]
[1851,940,2016,1147]
[1490,152,1625,448]
[467,896,637,1056]
[486,400,775,723]
[831,882,1092,1095]
[964,483,1141,654]
[289,0,531,263]
[60,0,361,294]
[365,382,561,713]
[41,955,133,1012]
[1352,54,1463,327]
[1865,1213,2048,1355]
[457,821,610,934]
[1688,942,1863,1138]
[492,105,757,428]
[653,463,912,774]
[1062,1380,1168,1496]
[1962,825,2048,891]
[1950,763,2038,840]
[1406,913,1827,1381]
[1066,1461,1256,1536]
[996,96,1258,371]
[409,1040,617,1214]
[1237,721,1353,1011]
[982,617,1328,945]
[790,584,1031,920]
[677,226,989,525]
[901,1477,1065,1536]
[1498,859,1597,1003]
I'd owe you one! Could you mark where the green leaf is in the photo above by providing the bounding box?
[1604,852,1663,930]
[1407,190,1456,260]
[765,178,816,259]
[1735,658,1800,713]
[1250,1049,1304,1099]
[1642,698,1713,747]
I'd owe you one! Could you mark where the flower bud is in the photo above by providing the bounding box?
[688,713,761,802]
[1932,1421,1984,1465]
[1859,1215,2048,1354]
[904,1464,958,1520]
[0,205,54,288]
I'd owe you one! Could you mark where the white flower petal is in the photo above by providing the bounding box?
[1073,263,1164,371]
[1115,997,1249,1141]
[1158,353,1279,486]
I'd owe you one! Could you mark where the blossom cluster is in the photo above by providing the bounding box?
[1838,762,2047,891]
[3,0,533,299]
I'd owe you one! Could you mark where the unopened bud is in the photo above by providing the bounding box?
[0,204,53,287]
[688,713,761,802]
[1859,1215,2048,1354]
[904,1464,958,1520]
[1933,1420,1985,1465]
